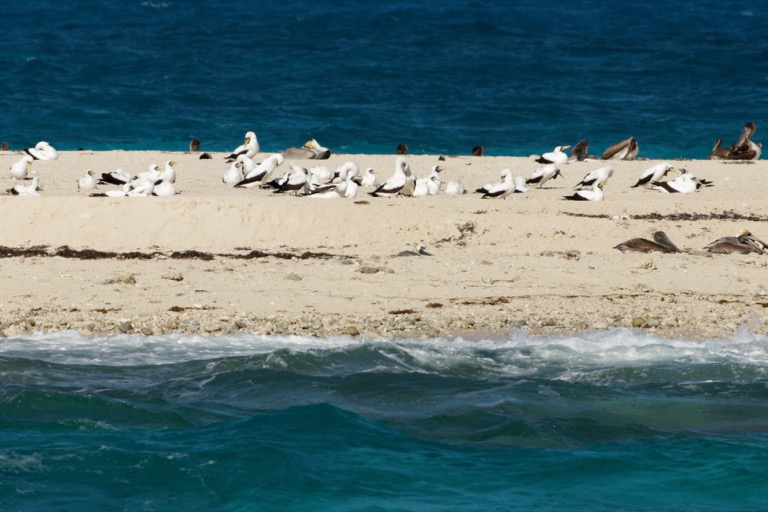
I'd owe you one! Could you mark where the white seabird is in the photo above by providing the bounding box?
[426,165,442,195]
[513,176,530,193]
[162,160,177,184]
[273,163,308,195]
[9,154,33,180]
[445,181,466,195]
[226,131,259,162]
[7,176,41,196]
[573,165,614,189]
[98,169,133,186]
[353,167,377,187]
[261,171,291,190]
[152,178,176,197]
[343,173,359,198]
[78,170,97,191]
[535,145,571,165]
[24,141,58,161]
[91,183,132,198]
[222,161,244,186]
[334,161,360,183]
[481,168,515,199]
[526,163,563,188]
[369,157,410,197]
[235,153,285,188]
[652,172,710,194]
[563,182,604,201]
[631,162,676,188]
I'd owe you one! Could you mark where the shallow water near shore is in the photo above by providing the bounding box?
[2,329,768,511]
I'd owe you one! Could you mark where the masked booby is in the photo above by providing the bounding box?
[535,146,570,165]
[9,154,33,180]
[7,176,41,196]
[563,182,604,201]
[24,141,58,160]
[369,157,410,197]
[78,170,97,191]
[573,165,614,189]
[225,131,259,162]
[631,162,676,188]
[526,163,563,188]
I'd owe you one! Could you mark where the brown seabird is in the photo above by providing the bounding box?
[709,122,762,160]
[602,137,638,160]
[704,229,767,254]
[615,231,681,253]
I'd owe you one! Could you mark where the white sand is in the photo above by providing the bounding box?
[0,149,766,339]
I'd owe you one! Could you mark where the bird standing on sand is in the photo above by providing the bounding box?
[535,145,570,165]
[632,162,677,188]
[369,157,411,197]
[526,163,563,188]
[573,165,613,190]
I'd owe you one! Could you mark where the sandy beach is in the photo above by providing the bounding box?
[1,149,767,339]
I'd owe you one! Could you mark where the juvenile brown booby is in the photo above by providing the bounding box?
[704,229,767,254]
[602,137,638,160]
[614,231,681,253]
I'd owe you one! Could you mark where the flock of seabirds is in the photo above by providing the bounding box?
[2,122,766,256]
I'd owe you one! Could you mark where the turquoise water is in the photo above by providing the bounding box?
[2,330,768,510]
[1,1,767,157]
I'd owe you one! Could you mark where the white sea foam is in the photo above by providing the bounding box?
[2,329,768,373]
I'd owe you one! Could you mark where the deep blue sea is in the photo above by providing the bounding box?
[1,1,767,158]
[2,330,768,511]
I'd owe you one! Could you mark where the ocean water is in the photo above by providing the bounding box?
[2,330,768,511]
[1,1,767,158]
